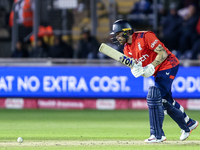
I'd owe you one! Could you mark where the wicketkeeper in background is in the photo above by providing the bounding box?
[110,19,199,143]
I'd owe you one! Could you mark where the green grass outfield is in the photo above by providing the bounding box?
[0,109,199,150]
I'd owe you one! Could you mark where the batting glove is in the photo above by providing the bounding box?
[131,61,144,78]
[142,63,155,78]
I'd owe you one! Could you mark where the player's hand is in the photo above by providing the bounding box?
[131,61,144,78]
[142,63,155,78]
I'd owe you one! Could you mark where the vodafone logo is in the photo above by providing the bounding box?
[96,99,116,110]
[5,98,24,109]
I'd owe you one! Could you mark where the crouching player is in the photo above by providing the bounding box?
[110,19,199,143]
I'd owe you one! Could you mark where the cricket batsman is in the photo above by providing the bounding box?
[110,19,199,143]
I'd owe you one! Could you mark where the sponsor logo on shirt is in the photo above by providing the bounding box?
[135,54,149,62]
[151,39,158,48]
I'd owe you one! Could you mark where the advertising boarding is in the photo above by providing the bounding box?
[0,66,199,98]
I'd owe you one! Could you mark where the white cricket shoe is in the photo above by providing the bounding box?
[189,120,199,131]
[180,130,190,141]
[144,135,166,143]
[180,120,199,140]
[161,135,167,141]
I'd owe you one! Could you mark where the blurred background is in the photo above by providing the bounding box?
[0,0,200,110]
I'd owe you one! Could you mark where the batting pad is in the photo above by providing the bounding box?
[147,86,164,139]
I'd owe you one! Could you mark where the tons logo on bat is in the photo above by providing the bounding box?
[99,43,135,68]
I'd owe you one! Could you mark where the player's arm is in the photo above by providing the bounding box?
[151,44,168,67]
[141,44,168,78]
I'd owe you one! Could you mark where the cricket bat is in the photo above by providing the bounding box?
[99,43,135,68]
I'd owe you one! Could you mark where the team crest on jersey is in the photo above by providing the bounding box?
[137,42,142,50]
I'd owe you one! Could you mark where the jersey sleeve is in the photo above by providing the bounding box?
[144,32,162,51]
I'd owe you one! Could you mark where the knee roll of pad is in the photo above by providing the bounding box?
[147,86,162,106]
